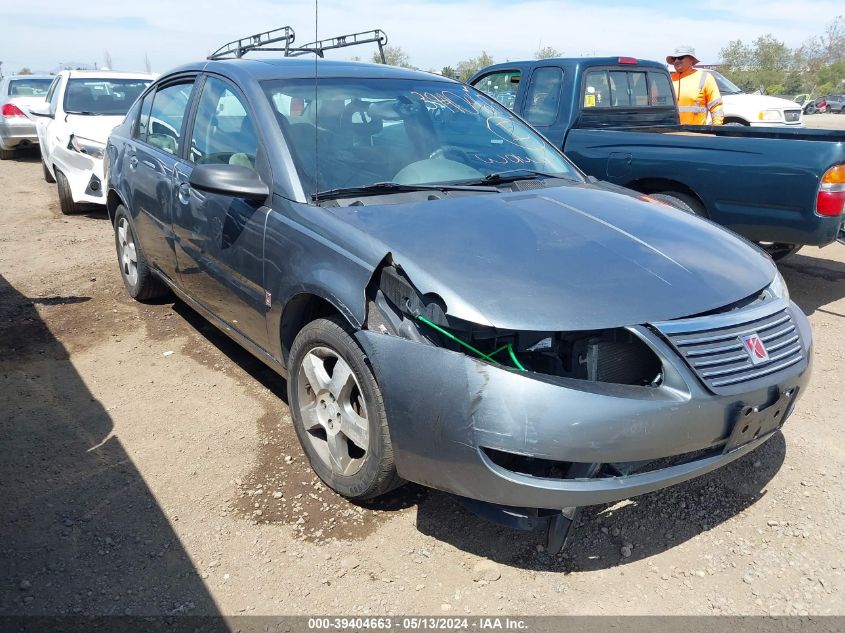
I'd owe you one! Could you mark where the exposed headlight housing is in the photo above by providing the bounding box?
[758,109,782,122]
[68,135,105,159]
[764,271,790,303]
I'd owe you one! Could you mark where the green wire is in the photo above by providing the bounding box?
[416,315,526,372]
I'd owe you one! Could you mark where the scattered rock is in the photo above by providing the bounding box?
[340,557,360,570]
[620,545,633,558]
[272,492,283,499]
[19,580,31,591]
[440,603,452,611]
[472,561,501,582]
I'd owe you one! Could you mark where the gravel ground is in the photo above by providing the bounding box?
[0,155,844,617]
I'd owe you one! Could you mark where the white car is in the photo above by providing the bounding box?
[30,70,155,214]
[708,70,804,127]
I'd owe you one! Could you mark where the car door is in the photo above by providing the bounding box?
[171,74,271,349]
[126,78,197,284]
[36,75,63,165]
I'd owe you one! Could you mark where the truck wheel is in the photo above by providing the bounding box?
[288,316,404,501]
[650,191,705,217]
[55,170,81,215]
[761,243,802,262]
[114,205,168,301]
[43,160,56,183]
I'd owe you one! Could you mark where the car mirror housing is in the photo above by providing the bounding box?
[189,163,269,202]
[29,103,53,118]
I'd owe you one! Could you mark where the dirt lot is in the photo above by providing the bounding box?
[1,154,844,618]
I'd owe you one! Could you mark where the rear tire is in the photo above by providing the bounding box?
[650,191,706,217]
[113,205,168,301]
[43,161,56,183]
[55,170,81,215]
[760,243,802,262]
[0,148,14,160]
[288,316,404,501]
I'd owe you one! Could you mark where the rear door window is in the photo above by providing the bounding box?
[583,71,610,108]
[145,82,195,155]
[135,91,155,141]
[472,71,521,110]
[524,67,563,126]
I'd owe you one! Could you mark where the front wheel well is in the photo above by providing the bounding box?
[624,178,707,216]
[280,294,346,363]
[723,117,750,126]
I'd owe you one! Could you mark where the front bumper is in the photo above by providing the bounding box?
[356,302,812,510]
[747,120,805,128]
[0,117,38,150]
[53,148,105,205]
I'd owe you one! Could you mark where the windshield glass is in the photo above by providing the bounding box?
[64,78,151,115]
[262,77,581,194]
[8,78,53,97]
[709,71,743,95]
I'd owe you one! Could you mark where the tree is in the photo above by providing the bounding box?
[104,50,113,70]
[534,46,560,60]
[455,51,494,82]
[440,66,459,80]
[144,53,152,73]
[371,45,413,68]
[720,40,752,72]
[18,67,32,75]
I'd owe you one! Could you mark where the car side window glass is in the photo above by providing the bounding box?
[583,71,610,108]
[189,77,258,168]
[135,91,155,141]
[648,72,674,106]
[49,78,62,114]
[145,82,194,155]
[524,67,563,126]
[472,71,521,110]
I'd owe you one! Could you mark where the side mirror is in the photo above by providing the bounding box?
[29,103,53,118]
[188,163,269,202]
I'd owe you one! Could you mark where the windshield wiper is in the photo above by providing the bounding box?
[457,169,571,186]
[312,181,498,201]
[65,110,104,116]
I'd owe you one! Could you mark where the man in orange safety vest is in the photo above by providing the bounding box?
[667,45,724,126]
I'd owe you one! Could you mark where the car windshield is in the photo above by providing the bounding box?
[8,78,52,97]
[262,77,582,195]
[64,78,151,115]
[709,71,743,95]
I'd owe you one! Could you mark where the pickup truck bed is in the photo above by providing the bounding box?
[471,58,845,256]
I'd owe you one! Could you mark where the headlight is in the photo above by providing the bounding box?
[68,135,105,159]
[758,109,782,122]
[765,271,790,303]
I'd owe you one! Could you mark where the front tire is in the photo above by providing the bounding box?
[113,205,168,301]
[288,316,403,500]
[55,170,81,215]
[650,191,706,216]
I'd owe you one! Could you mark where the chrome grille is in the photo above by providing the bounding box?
[657,308,804,391]
[784,110,801,123]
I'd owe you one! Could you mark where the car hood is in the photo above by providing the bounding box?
[65,114,124,144]
[328,182,776,331]
[723,94,802,111]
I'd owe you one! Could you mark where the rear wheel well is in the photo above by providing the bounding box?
[624,178,707,217]
[106,189,124,225]
[280,294,345,363]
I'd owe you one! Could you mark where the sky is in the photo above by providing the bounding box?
[0,0,841,76]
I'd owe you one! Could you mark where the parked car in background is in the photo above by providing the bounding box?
[106,47,812,551]
[470,57,845,260]
[803,96,829,114]
[824,95,845,113]
[0,75,54,159]
[29,70,155,214]
[707,70,804,127]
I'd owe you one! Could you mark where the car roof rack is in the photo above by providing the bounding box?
[207,26,388,63]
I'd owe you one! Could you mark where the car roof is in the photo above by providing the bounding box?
[6,75,54,81]
[161,57,453,84]
[63,70,157,80]
[475,57,668,74]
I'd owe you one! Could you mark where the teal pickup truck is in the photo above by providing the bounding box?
[470,58,845,259]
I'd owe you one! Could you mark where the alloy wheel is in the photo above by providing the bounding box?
[117,217,138,287]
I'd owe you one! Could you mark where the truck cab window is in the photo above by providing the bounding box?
[472,71,521,110]
[524,67,563,126]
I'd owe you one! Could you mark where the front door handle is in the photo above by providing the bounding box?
[178,181,191,204]
[128,156,138,169]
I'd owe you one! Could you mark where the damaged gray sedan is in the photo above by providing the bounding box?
[105,54,812,550]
